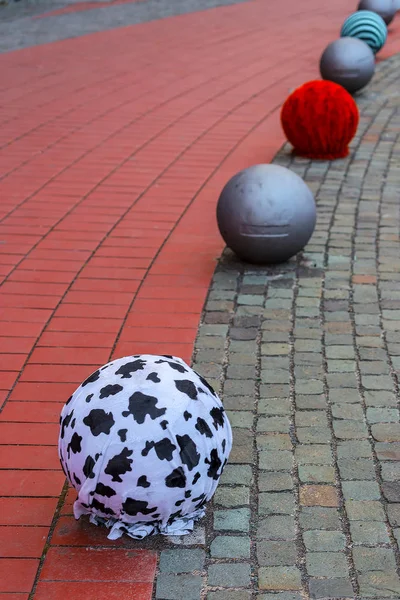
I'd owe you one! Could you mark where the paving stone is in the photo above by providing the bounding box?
[306,552,348,577]
[337,440,372,459]
[208,563,251,587]
[295,445,332,464]
[210,535,251,558]
[371,423,400,442]
[296,395,326,409]
[257,416,290,433]
[296,411,328,427]
[159,549,205,573]
[259,472,294,492]
[381,462,400,482]
[298,465,336,483]
[375,442,400,461]
[208,592,251,600]
[259,450,293,471]
[329,389,360,403]
[260,595,302,600]
[333,419,369,439]
[156,574,202,600]
[326,346,355,359]
[387,504,400,527]
[342,481,380,501]
[214,486,250,507]
[226,365,256,379]
[214,508,250,532]
[257,515,296,540]
[303,530,346,551]
[366,408,399,423]
[338,458,376,480]
[259,492,295,516]
[350,521,390,544]
[297,427,332,444]
[345,500,386,521]
[300,485,339,507]
[224,380,255,396]
[257,541,297,566]
[258,398,291,415]
[358,571,400,597]
[308,578,353,599]
[295,380,324,394]
[362,375,394,390]
[382,481,400,502]
[220,465,252,486]
[299,506,341,530]
[332,403,364,421]
[353,547,397,572]
[223,396,255,411]
[258,566,302,591]
[257,434,292,450]
[227,410,254,428]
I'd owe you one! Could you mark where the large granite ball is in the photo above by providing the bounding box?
[320,37,375,94]
[216,164,316,265]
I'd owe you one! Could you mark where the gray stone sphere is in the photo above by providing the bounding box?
[320,37,375,94]
[358,0,396,24]
[216,164,316,265]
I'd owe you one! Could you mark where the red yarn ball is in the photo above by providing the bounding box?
[280,80,359,160]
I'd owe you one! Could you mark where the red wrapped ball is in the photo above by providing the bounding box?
[280,80,359,160]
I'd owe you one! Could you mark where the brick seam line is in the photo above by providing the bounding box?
[0,18,273,154]
[17,69,300,598]
[0,37,312,298]
[0,20,318,230]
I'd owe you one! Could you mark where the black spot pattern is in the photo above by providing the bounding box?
[141,438,176,461]
[83,409,115,436]
[146,372,161,383]
[176,434,200,471]
[195,417,213,438]
[115,359,146,379]
[105,447,133,482]
[99,384,123,399]
[137,475,150,488]
[175,379,198,400]
[165,467,186,488]
[81,369,101,388]
[117,429,128,442]
[122,391,166,424]
[122,498,158,516]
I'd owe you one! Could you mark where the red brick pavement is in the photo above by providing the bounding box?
[1,1,400,597]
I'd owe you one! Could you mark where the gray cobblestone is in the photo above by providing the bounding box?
[187,54,400,599]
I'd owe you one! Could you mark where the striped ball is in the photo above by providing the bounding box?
[341,10,387,54]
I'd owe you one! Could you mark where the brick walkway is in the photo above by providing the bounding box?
[0,0,400,598]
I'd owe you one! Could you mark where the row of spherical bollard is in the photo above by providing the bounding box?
[216,0,398,265]
[59,1,398,543]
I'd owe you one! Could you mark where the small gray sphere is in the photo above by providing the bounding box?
[216,164,316,265]
[358,0,396,24]
[320,37,375,94]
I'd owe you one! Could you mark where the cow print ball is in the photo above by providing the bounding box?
[58,354,232,540]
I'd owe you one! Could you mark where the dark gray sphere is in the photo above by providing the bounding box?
[358,0,396,24]
[216,164,316,265]
[320,37,375,94]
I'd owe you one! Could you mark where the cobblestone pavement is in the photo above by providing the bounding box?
[153,55,400,599]
[0,0,251,52]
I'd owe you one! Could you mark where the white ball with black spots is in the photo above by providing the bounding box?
[58,354,232,540]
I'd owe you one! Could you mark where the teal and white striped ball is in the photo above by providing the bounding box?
[341,10,387,54]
